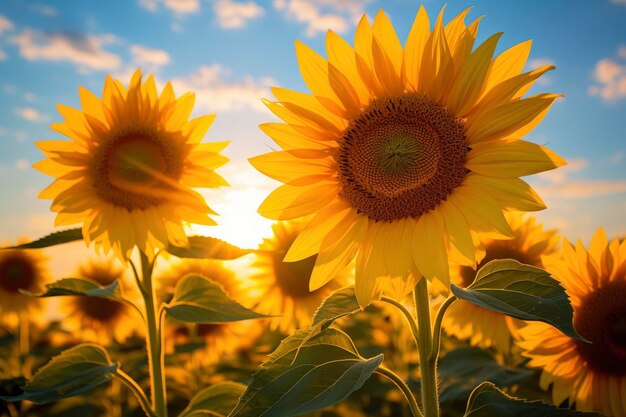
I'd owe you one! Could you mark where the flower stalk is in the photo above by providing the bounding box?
[140,252,167,417]
[414,279,439,417]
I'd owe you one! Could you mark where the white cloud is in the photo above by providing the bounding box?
[170,21,183,32]
[214,0,264,29]
[169,64,274,112]
[15,107,48,122]
[0,49,6,60]
[139,0,159,11]
[273,0,368,37]
[139,0,200,15]
[15,159,30,170]
[23,92,36,102]
[30,4,59,17]
[165,0,199,14]
[609,150,625,165]
[130,44,170,67]
[0,14,14,34]
[536,158,588,184]
[11,29,121,72]
[526,58,555,85]
[535,180,626,198]
[527,58,556,69]
[588,48,626,101]
[611,0,626,4]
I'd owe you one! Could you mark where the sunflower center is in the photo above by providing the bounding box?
[0,253,36,293]
[338,94,467,222]
[574,280,626,376]
[273,246,319,298]
[92,126,184,210]
[76,297,125,323]
[459,242,539,288]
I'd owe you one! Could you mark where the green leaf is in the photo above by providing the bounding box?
[230,327,383,417]
[165,274,266,323]
[179,381,246,417]
[0,344,118,403]
[4,228,83,249]
[464,382,602,416]
[450,259,586,341]
[168,236,252,260]
[24,278,123,302]
[439,347,533,404]
[311,286,360,330]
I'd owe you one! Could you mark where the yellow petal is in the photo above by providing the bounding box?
[412,210,450,287]
[326,30,370,105]
[295,40,346,117]
[449,187,513,239]
[438,199,475,264]
[372,10,403,94]
[463,174,546,212]
[402,6,430,90]
[483,39,532,94]
[259,123,334,151]
[467,140,567,178]
[258,181,338,220]
[466,94,561,145]
[447,32,502,117]
[354,14,382,96]
[309,214,367,290]
[477,65,555,112]
[284,198,353,262]
[249,150,333,184]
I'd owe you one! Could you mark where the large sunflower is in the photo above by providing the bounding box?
[35,70,228,261]
[0,245,48,320]
[158,259,254,362]
[249,220,350,332]
[250,7,564,306]
[443,213,559,352]
[61,258,139,343]
[517,228,626,416]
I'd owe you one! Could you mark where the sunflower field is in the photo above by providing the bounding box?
[1,2,625,417]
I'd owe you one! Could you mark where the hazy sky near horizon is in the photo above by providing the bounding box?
[0,0,625,265]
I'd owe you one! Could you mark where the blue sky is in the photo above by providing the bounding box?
[0,0,625,258]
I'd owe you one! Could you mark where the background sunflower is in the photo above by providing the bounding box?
[35,70,229,261]
[61,257,140,343]
[249,220,351,332]
[0,243,48,322]
[443,213,559,352]
[517,228,626,417]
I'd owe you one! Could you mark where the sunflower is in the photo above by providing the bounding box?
[249,220,350,332]
[158,259,255,362]
[35,70,228,261]
[517,228,626,416]
[443,213,559,352]
[250,7,564,306]
[61,258,139,343]
[0,244,48,321]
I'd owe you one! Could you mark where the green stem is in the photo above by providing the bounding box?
[114,369,158,417]
[140,252,167,417]
[380,296,420,350]
[430,296,456,362]
[414,279,439,417]
[376,366,424,417]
